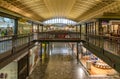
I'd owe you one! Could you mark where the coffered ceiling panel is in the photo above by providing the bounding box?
[1,0,120,22]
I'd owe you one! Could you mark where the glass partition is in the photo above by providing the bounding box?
[0,16,15,36]
[18,21,32,34]
[84,19,120,56]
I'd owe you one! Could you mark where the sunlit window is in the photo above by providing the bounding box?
[43,18,77,25]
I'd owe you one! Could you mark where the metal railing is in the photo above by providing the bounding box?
[37,32,81,40]
[0,34,34,60]
[0,32,81,60]
[0,32,119,61]
[0,35,13,53]
[84,34,120,56]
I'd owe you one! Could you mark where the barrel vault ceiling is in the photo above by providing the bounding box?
[0,0,120,22]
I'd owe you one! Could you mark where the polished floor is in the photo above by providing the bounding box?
[28,43,89,79]
[27,42,120,79]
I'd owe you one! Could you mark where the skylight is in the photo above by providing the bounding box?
[43,18,77,25]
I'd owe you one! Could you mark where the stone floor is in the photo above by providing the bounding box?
[28,42,119,79]
[28,43,89,79]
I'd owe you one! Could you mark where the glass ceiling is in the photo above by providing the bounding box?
[43,18,77,25]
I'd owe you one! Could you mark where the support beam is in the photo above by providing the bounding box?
[77,42,79,63]
[44,43,47,58]
[42,25,43,32]
[14,19,18,35]
[48,42,50,57]
[40,43,42,60]
[79,24,81,39]
[72,44,74,56]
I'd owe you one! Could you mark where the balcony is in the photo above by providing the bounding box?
[0,34,34,68]
[0,32,120,73]
[35,32,81,42]
[83,34,120,73]
[85,34,120,56]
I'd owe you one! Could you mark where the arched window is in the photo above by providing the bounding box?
[43,18,77,25]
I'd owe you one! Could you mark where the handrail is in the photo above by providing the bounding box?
[85,34,120,56]
[0,33,34,58]
[0,32,119,63]
[0,32,81,56]
[37,32,81,39]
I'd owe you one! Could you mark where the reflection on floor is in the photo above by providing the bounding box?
[28,43,89,79]
[28,43,119,79]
